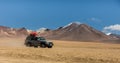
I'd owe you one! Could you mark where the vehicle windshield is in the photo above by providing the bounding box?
[37,37,46,40]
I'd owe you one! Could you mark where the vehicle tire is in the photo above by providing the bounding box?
[34,46,38,48]
[47,42,53,48]
[26,43,32,47]
[49,42,54,45]
[40,44,46,48]
[48,46,52,48]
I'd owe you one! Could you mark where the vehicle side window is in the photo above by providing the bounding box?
[34,37,38,40]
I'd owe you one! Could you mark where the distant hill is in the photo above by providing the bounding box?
[109,34,120,39]
[0,22,118,42]
[39,22,112,41]
[0,26,29,38]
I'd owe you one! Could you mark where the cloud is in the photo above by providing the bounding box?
[87,17,101,22]
[104,24,120,31]
[103,24,120,34]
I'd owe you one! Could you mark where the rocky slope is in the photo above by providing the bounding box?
[39,22,112,41]
[0,26,29,38]
[0,22,117,41]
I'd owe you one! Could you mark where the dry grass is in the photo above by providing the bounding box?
[0,38,120,63]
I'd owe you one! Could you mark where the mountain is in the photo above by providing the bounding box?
[109,34,120,39]
[37,28,51,33]
[0,26,29,38]
[0,22,116,42]
[39,22,112,41]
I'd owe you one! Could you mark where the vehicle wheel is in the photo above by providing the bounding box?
[26,43,32,47]
[48,43,53,48]
[34,46,38,48]
[48,46,52,48]
[40,44,46,48]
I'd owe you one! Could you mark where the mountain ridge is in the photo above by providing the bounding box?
[39,23,113,41]
[0,26,29,38]
[0,22,118,42]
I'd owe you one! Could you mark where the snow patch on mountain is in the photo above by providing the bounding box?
[36,27,47,33]
[106,33,112,35]
[63,22,81,28]
[27,29,33,33]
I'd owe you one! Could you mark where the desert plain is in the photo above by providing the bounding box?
[0,38,120,63]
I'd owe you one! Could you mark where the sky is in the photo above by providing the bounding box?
[0,0,120,34]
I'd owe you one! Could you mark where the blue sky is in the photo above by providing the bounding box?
[0,0,120,34]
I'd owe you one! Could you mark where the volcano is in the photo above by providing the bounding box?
[39,22,112,41]
[0,22,114,41]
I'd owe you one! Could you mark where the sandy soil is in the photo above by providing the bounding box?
[0,38,120,63]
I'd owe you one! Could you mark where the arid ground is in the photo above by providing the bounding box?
[0,38,120,63]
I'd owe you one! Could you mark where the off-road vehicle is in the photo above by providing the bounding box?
[25,36,54,48]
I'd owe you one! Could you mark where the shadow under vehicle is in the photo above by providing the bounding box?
[25,36,54,48]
